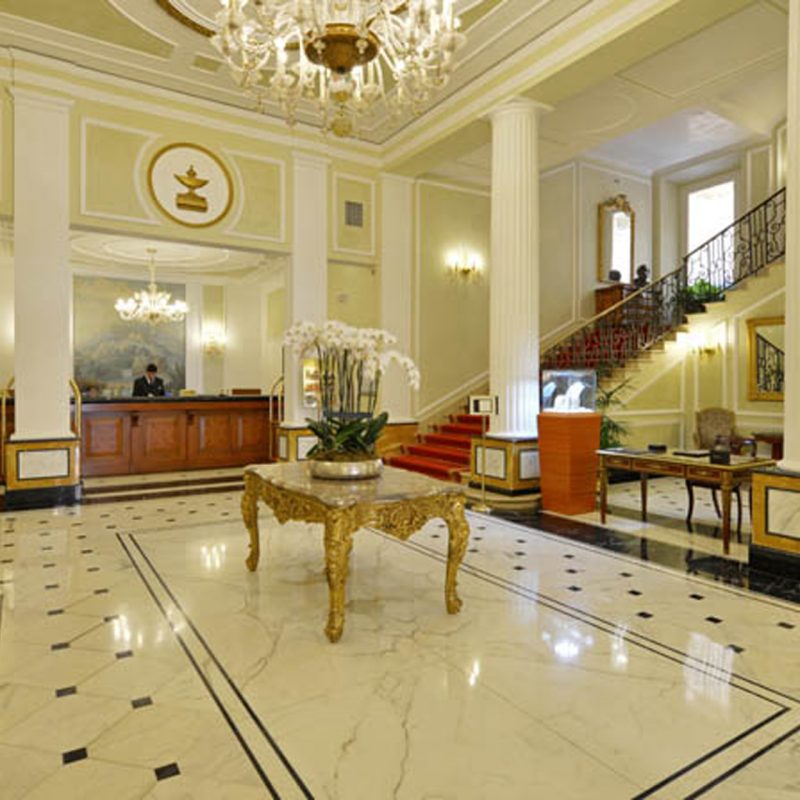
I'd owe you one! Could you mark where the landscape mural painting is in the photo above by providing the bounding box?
[74,275,186,396]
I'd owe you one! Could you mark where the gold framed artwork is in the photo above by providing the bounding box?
[147,142,233,228]
[747,316,785,401]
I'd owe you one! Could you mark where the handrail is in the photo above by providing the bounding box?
[267,375,284,461]
[69,378,82,437]
[542,187,786,375]
[1,376,14,478]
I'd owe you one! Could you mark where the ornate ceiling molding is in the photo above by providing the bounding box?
[154,0,213,38]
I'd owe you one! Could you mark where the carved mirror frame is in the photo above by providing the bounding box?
[597,194,635,283]
[747,315,785,401]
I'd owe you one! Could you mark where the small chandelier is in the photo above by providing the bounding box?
[114,248,189,325]
[211,0,465,137]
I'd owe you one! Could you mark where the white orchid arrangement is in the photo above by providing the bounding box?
[283,320,420,460]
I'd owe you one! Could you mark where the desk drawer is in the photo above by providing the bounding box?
[605,456,632,469]
[639,459,685,475]
[687,466,724,481]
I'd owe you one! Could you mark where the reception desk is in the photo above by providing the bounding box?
[81,396,280,476]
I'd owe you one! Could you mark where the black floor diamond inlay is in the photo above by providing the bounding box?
[628,590,642,596]
[566,568,578,574]
[567,585,582,592]
[47,609,64,616]
[51,642,70,651]
[706,616,723,624]
[727,644,745,654]
[131,696,153,709]
[689,594,705,600]
[154,763,180,781]
[62,748,88,765]
[55,686,77,698]
[115,650,133,659]
[778,622,795,630]
[637,611,653,619]
[513,565,525,571]
[620,572,633,578]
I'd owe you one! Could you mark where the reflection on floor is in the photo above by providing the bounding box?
[0,482,798,799]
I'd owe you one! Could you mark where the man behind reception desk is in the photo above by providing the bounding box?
[132,363,166,397]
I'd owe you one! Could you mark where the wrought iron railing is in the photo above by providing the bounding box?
[755,333,784,394]
[542,188,786,375]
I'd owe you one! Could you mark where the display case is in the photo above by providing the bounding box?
[541,369,597,413]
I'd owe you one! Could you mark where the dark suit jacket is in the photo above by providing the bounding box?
[132,375,165,397]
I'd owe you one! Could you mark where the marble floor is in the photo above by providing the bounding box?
[0,480,798,799]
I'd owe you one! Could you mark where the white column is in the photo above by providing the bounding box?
[184,282,203,393]
[380,173,414,420]
[284,153,329,424]
[12,90,74,440]
[783,0,800,470]
[489,99,545,438]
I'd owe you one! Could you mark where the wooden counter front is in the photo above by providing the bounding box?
[81,397,280,477]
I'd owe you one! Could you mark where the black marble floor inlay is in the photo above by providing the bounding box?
[628,590,642,596]
[490,504,800,606]
[56,686,77,698]
[154,762,180,781]
[778,621,796,629]
[51,642,70,651]
[567,585,582,592]
[47,609,64,616]
[706,616,723,624]
[637,611,653,619]
[62,747,88,765]
[131,696,153,709]
[689,594,705,600]
[103,614,119,623]
[115,650,133,659]
[727,644,745,654]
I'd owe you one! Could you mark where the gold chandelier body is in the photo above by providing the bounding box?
[212,1,465,137]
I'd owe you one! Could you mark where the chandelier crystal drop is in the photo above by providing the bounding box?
[114,248,189,325]
[211,0,466,137]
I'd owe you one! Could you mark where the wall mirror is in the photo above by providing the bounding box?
[747,316,785,401]
[597,194,635,283]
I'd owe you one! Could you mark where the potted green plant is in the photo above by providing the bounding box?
[283,321,420,479]
[597,380,630,449]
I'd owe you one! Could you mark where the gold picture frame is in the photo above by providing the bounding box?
[597,194,635,283]
[147,142,234,229]
[747,316,785,401]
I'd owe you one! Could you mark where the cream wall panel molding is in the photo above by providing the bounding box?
[745,144,772,207]
[383,0,677,165]
[223,149,286,244]
[332,173,376,258]
[416,371,490,422]
[80,118,159,225]
[416,178,491,198]
[7,53,381,166]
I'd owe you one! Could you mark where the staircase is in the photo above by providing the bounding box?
[542,188,786,375]
[387,413,484,481]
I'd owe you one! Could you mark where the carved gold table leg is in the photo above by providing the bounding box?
[323,508,356,643]
[241,473,261,572]
[443,496,470,614]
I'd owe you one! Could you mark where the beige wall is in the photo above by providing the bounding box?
[202,285,224,394]
[328,263,379,329]
[416,181,490,412]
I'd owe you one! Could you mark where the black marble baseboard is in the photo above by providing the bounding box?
[3,484,81,510]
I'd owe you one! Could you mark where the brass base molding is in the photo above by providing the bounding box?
[241,463,469,642]
[4,438,82,510]
[469,436,539,495]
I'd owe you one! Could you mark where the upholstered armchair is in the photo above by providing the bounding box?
[687,408,755,538]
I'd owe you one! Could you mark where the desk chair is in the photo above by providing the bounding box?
[686,408,755,539]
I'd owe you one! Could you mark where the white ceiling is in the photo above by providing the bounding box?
[429,1,788,183]
[70,233,284,283]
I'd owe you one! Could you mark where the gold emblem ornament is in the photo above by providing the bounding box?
[147,143,233,228]
[174,165,209,213]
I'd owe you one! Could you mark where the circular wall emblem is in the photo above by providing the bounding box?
[147,143,233,228]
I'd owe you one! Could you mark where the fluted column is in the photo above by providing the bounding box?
[782,0,800,470]
[284,152,329,425]
[489,99,545,437]
[380,173,414,420]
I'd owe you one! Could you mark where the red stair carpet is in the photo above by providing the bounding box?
[388,414,485,482]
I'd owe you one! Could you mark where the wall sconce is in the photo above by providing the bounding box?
[202,326,227,356]
[687,330,721,358]
[446,249,484,280]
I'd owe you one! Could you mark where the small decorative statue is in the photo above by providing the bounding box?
[608,269,622,282]
[633,264,649,288]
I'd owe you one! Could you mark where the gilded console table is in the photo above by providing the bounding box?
[240,462,470,642]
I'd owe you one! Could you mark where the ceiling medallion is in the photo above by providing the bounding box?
[115,248,189,325]
[211,1,466,138]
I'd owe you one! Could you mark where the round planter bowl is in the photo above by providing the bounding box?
[308,458,383,480]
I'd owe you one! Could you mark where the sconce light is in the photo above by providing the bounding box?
[687,329,721,358]
[446,249,484,280]
[202,325,227,356]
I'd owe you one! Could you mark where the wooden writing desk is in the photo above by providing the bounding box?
[597,449,775,553]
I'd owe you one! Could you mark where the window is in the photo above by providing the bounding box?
[686,180,735,284]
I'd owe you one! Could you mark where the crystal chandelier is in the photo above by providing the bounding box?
[211,0,465,137]
[114,248,189,325]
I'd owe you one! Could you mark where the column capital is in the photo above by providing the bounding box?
[488,97,551,124]
[9,87,74,113]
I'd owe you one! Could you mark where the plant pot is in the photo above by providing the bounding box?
[308,458,383,480]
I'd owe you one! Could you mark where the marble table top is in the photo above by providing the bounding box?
[244,462,464,507]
